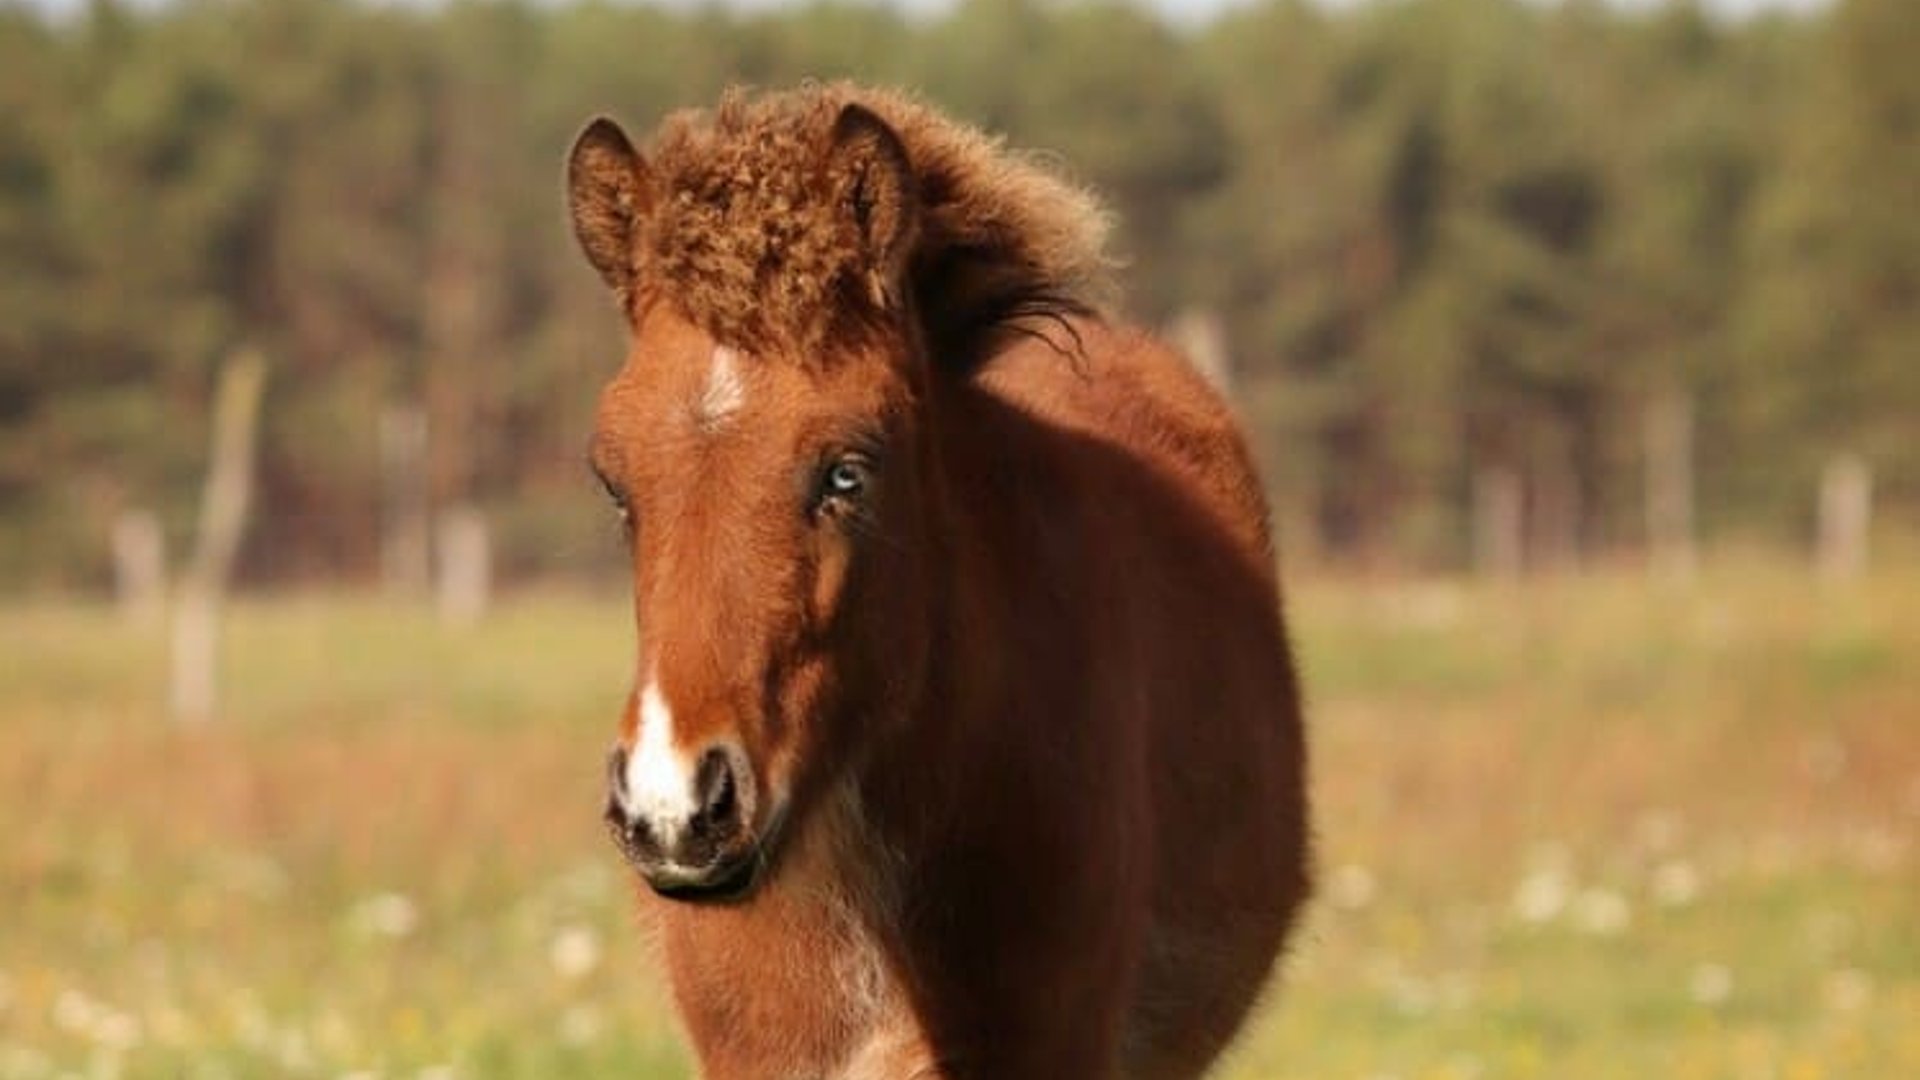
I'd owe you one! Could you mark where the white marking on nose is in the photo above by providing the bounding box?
[694,345,745,429]
[622,679,698,846]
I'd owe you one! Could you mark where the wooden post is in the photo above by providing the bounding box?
[110,508,166,628]
[1817,454,1872,583]
[1473,465,1523,580]
[379,405,431,596]
[1168,306,1233,394]
[435,504,492,626]
[1531,438,1583,574]
[1645,387,1696,582]
[171,350,267,725]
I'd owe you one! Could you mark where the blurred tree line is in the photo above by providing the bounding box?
[0,0,1912,587]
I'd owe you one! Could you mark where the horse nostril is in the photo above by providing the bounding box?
[606,743,630,802]
[605,799,658,864]
[692,747,741,839]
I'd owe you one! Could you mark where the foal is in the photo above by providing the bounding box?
[566,83,1309,1079]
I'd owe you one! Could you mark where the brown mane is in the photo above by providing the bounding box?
[632,82,1116,363]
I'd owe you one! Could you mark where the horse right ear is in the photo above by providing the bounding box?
[828,104,918,311]
[567,117,653,305]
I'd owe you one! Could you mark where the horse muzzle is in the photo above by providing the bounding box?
[604,742,774,903]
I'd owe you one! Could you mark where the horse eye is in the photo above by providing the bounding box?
[816,456,873,515]
[826,461,866,497]
[594,467,633,529]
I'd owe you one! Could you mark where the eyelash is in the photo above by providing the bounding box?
[594,469,633,534]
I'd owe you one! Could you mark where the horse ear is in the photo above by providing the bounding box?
[829,104,918,309]
[567,117,653,304]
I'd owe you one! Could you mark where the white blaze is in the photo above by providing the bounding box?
[695,345,745,429]
[623,679,696,845]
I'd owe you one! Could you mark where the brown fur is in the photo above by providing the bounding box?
[620,82,1115,361]
[568,84,1309,1080]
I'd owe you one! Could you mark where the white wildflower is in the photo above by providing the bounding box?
[1373,962,1434,1018]
[232,993,274,1048]
[1689,962,1732,1006]
[1574,883,1635,933]
[218,853,290,900]
[1804,909,1854,955]
[348,893,419,939]
[1572,888,1631,936]
[549,925,602,981]
[1651,859,1700,907]
[147,1003,191,1045]
[1325,864,1376,911]
[276,1028,314,1072]
[1513,867,1571,924]
[0,1048,50,1077]
[53,989,98,1034]
[50,989,141,1051]
[314,1010,356,1055]
[92,1007,142,1051]
[1387,584,1464,629]
[559,1005,602,1045]
[1823,968,1872,1012]
[1633,810,1683,854]
[1847,825,1906,873]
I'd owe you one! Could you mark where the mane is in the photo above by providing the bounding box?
[634,82,1116,366]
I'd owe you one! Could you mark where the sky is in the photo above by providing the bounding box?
[19,0,1836,22]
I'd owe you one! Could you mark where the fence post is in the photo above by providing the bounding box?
[1473,465,1523,580]
[1645,386,1696,582]
[380,404,432,596]
[171,350,267,725]
[1817,454,1872,583]
[1168,306,1234,394]
[435,504,492,626]
[111,508,166,628]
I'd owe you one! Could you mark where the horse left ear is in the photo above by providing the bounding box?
[829,104,918,310]
[567,117,654,309]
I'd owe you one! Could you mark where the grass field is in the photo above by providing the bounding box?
[2,559,1915,1079]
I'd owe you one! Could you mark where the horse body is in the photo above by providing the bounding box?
[566,85,1308,1080]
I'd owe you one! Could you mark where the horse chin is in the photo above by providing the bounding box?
[646,850,762,904]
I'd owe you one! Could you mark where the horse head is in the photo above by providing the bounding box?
[567,102,935,902]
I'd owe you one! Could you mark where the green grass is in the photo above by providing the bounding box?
[2,561,1915,1078]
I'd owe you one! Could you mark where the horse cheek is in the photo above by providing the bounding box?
[810,528,854,630]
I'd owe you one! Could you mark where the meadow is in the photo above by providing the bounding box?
[2,558,1914,1079]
